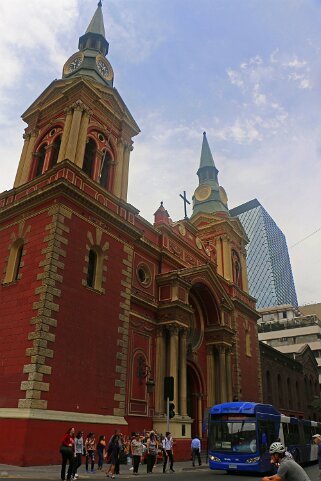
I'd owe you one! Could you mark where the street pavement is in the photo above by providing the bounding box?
[0,460,205,480]
[0,461,319,481]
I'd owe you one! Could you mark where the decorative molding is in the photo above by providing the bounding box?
[0,408,127,425]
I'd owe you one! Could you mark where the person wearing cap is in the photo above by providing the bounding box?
[162,432,174,473]
[262,442,312,481]
[312,434,321,480]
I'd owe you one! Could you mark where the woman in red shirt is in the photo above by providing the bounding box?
[60,427,75,480]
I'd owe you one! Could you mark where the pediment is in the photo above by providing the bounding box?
[22,76,140,136]
[191,211,249,245]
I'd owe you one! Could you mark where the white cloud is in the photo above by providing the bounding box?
[284,57,307,68]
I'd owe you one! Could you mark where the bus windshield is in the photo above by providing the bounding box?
[209,419,257,454]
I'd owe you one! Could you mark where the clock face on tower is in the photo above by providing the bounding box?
[63,53,84,75]
[96,55,113,81]
[194,184,211,202]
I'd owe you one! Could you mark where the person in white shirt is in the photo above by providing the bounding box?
[162,432,174,473]
[191,437,201,467]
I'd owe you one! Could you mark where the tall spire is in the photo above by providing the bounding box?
[191,132,229,218]
[86,1,106,38]
[199,132,216,170]
[62,1,113,87]
[78,1,109,56]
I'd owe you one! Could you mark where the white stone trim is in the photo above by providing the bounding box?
[0,408,128,425]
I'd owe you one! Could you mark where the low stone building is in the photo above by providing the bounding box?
[260,341,320,420]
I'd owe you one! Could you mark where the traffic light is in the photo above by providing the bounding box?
[169,402,175,419]
[164,376,174,401]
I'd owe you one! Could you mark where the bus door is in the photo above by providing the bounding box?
[258,418,279,471]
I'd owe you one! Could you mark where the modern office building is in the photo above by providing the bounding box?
[230,199,298,309]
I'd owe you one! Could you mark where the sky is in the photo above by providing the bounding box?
[0,0,320,306]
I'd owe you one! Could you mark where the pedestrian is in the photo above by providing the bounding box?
[60,427,75,481]
[262,442,312,481]
[131,433,144,475]
[146,431,158,473]
[313,434,321,480]
[106,434,120,479]
[72,430,84,480]
[162,431,175,473]
[191,436,202,467]
[85,432,96,473]
[97,435,106,470]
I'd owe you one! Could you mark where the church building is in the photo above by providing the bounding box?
[0,3,262,465]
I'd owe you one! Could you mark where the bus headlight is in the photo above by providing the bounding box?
[209,456,221,462]
[246,457,260,464]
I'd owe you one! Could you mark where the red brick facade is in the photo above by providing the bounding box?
[0,4,262,465]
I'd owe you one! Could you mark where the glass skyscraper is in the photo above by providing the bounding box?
[230,199,298,309]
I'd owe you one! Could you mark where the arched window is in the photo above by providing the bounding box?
[296,381,300,409]
[287,378,292,409]
[50,135,62,167]
[232,250,242,289]
[83,138,97,177]
[86,247,104,291]
[4,239,24,283]
[245,328,251,356]
[87,249,97,288]
[99,150,112,188]
[266,370,272,404]
[278,374,283,407]
[34,144,47,177]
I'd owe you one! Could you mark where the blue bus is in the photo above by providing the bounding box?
[208,402,321,473]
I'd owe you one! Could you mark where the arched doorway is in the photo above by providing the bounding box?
[187,362,204,438]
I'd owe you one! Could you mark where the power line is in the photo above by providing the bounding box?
[290,227,321,249]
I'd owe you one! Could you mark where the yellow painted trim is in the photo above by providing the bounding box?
[0,408,128,425]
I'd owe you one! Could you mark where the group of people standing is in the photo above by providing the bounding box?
[60,428,176,480]
[60,428,99,480]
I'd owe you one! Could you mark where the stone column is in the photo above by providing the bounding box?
[65,101,84,163]
[226,347,232,401]
[120,144,132,201]
[206,344,215,407]
[113,138,125,198]
[218,345,227,403]
[14,133,30,187]
[215,237,223,276]
[179,329,188,416]
[198,395,203,438]
[75,109,91,168]
[169,326,179,410]
[57,108,73,163]
[155,327,166,414]
[222,235,232,281]
[19,130,38,185]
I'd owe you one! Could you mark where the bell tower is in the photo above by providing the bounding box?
[191,133,249,292]
[13,1,140,201]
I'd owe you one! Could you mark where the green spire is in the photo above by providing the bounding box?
[78,1,109,56]
[196,131,218,182]
[63,1,113,87]
[86,1,106,37]
[199,131,216,170]
[191,132,229,218]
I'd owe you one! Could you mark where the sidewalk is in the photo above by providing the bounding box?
[0,461,208,479]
